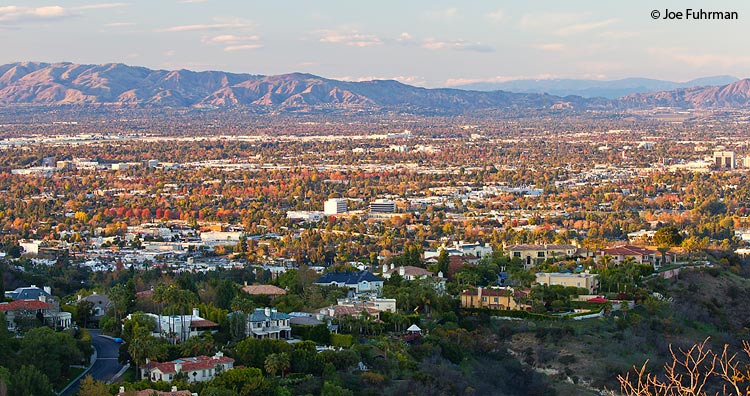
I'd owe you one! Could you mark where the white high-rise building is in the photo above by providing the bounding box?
[369,199,396,214]
[324,198,348,215]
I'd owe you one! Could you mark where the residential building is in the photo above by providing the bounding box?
[314,270,384,294]
[246,307,291,339]
[324,198,348,215]
[336,296,397,313]
[380,264,446,294]
[142,352,234,383]
[78,292,112,322]
[126,309,219,343]
[505,244,579,268]
[240,283,287,299]
[0,299,72,332]
[117,386,193,396]
[535,272,599,294]
[423,241,493,259]
[460,286,530,311]
[599,245,656,266]
[318,304,381,320]
[5,285,53,301]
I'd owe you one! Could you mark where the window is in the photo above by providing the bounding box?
[537,252,545,257]
[513,252,521,257]
[493,297,498,302]
[481,297,487,302]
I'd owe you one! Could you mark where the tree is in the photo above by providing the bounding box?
[19,327,81,384]
[437,249,450,275]
[77,375,110,396]
[619,338,750,396]
[264,352,290,377]
[9,365,53,396]
[653,227,683,265]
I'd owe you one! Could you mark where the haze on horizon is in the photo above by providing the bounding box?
[1,0,749,88]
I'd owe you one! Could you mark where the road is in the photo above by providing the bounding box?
[60,329,125,396]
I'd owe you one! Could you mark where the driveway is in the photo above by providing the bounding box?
[60,329,125,396]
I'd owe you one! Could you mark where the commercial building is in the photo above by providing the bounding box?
[369,199,396,214]
[324,198,348,215]
[714,151,736,169]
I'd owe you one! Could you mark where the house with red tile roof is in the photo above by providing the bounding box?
[598,245,675,267]
[141,352,234,383]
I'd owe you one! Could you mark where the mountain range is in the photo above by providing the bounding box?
[1,62,750,113]
[453,76,740,99]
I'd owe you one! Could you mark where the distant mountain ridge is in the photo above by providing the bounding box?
[0,62,749,112]
[0,62,588,112]
[454,76,740,99]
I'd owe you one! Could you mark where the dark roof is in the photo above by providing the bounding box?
[316,270,382,285]
[4,286,52,301]
[247,308,290,322]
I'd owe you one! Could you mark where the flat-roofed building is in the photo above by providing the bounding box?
[324,198,348,215]
[535,272,599,294]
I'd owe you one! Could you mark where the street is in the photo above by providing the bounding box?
[60,329,125,396]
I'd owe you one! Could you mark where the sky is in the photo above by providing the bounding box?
[1,1,749,87]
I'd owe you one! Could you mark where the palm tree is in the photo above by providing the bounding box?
[264,352,290,377]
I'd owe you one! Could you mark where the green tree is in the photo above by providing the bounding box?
[653,226,682,265]
[437,249,450,275]
[77,375,110,396]
[19,327,81,384]
[264,352,290,377]
[10,365,53,396]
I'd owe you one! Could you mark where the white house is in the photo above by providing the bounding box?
[142,352,234,383]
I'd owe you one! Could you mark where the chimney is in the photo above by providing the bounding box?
[38,295,46,303]
[77,294,81,302]
[192,308,200,317]
[437,271,443,278]
[382,264,388,273]
[43,286,51,295]
[244,281,248,287]
[399,266,405,276]
[171,386,178,392]
[119,386,125,395]
[390,263,394,270]
[265,307,271,317]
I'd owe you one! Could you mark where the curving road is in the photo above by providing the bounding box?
[60,329,125,396]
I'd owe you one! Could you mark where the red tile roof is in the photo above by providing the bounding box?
[601,245,655,256]
[0,299,52,312]
[241,284,287,296]
[144,355,234,374]
[189,319,219,328]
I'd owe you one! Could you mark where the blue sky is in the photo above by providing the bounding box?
[1,1,749,87]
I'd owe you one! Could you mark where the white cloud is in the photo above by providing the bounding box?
[647,47,750,68]
[444,74,559,87]
[534,43,566,51]
[487,9,504,22]
[557,19,616,36]
[316,29,382,47]
[75,3,129,11]
[422,38,493,53]
[105,22,135,27]
[335,75,427,86]
[158,22,251,32]
[224,44,263,51]
[203,34,262,51]
[0,5,70,22]
[396,32,413,44]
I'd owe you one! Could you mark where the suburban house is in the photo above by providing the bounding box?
[423,241,493,259]
[142,352,234,383]
[380,264,446,294]
[535,272,599,294]
[126,309,219,343]
[240,283,287,299]
[5,285,53,301]
[2,285,71,331]
[318,304,382,320]
[504,244,580,268]
[460,286,530,311]
[246,307,291,339]
[77,292,112,323]
[598,245,675,267]
[314,270,383,294]
[117,386,193,396]
[336,296,397,313]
